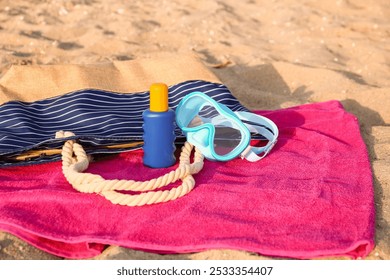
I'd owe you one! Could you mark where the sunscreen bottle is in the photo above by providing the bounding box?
[142,83,176,168]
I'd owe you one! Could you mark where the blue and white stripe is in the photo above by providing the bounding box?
[0,80,250,166]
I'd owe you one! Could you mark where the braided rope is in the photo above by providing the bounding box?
[56,131,204,206]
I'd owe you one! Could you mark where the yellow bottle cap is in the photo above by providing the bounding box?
[150,83,168,112]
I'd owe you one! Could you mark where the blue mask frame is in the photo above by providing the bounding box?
[176,92,250,161]
[175,92,278,162]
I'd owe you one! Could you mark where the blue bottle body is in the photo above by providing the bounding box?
[142,109,176,168]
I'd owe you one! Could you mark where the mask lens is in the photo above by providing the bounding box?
[197,105,243,156]
[214,126,242,156]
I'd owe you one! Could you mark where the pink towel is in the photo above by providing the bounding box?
[0,100,375,259]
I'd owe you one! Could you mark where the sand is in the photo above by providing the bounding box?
[0,0,389,260]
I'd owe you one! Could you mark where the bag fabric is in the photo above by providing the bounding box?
[0,80,249,166]
[0,55,222,166]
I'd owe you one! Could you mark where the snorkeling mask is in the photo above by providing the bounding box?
[175,92,278,162]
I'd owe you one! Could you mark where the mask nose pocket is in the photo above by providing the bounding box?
[189,125,212,148]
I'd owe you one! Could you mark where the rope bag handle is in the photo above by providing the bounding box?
[55,131,204,206]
